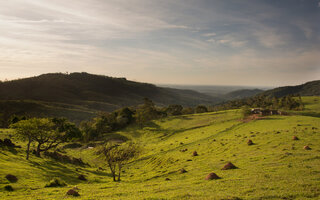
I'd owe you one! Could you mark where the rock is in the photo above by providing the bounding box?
[292,136,299,140]
[4,185,14,191]
[192,151,198,156]
[179,168,187,174]
[165,178,171,181]
[186,159,192,161]
[78,175,87,181]
[67,189,80,196]
[247,139,253,145]
[304,145,311,150]
[222,162,237,170]
[5,174,18,183]
[205,172,220,180]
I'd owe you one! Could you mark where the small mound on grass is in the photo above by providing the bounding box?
[303,145,311,150]
[4,185,14,191]
[222,162,237,170]
[45,178,66,187]
[292,136,299,140]
[67,189,80,196]
[179,168,187,174]
[247,139,253,145]
[205,173,220,180]
[5,174,18,183]
[192,151,198,156]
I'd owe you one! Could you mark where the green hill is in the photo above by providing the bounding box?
[0,72,218,122]
[260,80,320,97]
[0,96,319,199]
[223,88,264,100]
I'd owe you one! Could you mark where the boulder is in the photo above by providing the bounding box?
[4,185,14,191]
[5,174,18,183]
[247,139,253,145]
[192,151,198,156]
[292,136,299,140]
[179,168,187,174]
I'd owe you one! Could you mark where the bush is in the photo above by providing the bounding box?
[45,178,66,187]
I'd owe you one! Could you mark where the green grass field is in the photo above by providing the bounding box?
[1,97,319,199]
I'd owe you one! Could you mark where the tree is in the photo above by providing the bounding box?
[98,142,139,181]
[12,118,68,157]
[195,105,208,113]
[241,106,251,119]
[166,105,183,116]
[51,117,82,140]
[10,119,35,160]
[134,98,158,126]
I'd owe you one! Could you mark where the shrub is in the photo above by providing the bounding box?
[45,178,66,187]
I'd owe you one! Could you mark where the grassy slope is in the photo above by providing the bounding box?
[0,97,319,200]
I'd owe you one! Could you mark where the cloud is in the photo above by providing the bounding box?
[0,0,319,86]
[202,32,216,37]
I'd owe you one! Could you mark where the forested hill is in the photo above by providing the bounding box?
[0,72,218,109]
[223,89,264,100]
[260,80,320,97]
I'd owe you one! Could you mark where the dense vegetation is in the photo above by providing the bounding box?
[259,80,320,97]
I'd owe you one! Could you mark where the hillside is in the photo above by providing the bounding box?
[260,80,320,97]
[0,96,319,199]
[0,72,218,121]
[223,88,264,100]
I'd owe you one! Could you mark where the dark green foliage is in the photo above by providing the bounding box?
[195,105,208,113]
[166,105,183,116]
[182,107,194,114]
[213,95,304,111]
[134,98,160,126]
[260,80,320,97]
[45,178,66,187]
[241,106,251,119]
[51,118,82,140]
[4,185,14,191]
[224,89,264,100]
[80,108,134,142]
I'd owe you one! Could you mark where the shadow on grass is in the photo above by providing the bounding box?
[28,159,111,185]
[298,111,320,118]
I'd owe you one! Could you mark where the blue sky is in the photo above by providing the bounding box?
[0,0,319,86]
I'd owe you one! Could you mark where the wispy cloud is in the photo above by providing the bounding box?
[0,0,319,86]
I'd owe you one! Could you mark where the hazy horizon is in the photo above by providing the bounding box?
[1,0,319,86]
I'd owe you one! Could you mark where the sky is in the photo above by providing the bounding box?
[0,0,319,87]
